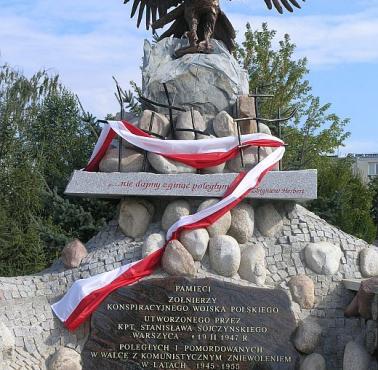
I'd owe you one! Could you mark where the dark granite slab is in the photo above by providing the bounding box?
[82,277,299,370]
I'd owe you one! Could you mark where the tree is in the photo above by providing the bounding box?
[27,91,96,191]
[311,157,376,243]
[235,23,350,170]
[235,23,375,243]
[369,177,378,238]
[0,65,115,276]
[0,65,58,274]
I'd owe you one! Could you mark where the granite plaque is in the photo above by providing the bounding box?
[65,170,317,201]
[82,277,299,370]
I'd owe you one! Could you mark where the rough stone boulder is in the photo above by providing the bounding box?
[179,228,209,261]
[162,199,191,231]
[227,147,257,172]
[305,241,343,275]
[294,319,322,354]
[289,274,315,309]
[360,247,378,277]
[0,321,15,362]
[255,203,284,237]
[201,162,226,174]
[99,148,144,173]
[61,239,88,269]
[162,240,196,276]
[118,198,154,238]
[345,278,378,319]
[142,38,248,121]
[175,110,207,140]
[343,340,371,370]
[213,111,236,138]
[148,152,196,174]
[198,134,226,174]
[259,123,272,135]
[138,110,170,137]
[198,198,231,236]
[236,95,257,134]
[48,347,82,370]
[209,235,241,277]
[300,353,326,370]
[228,202,254,244]
[238,244,266,286]
[142,232,166,258]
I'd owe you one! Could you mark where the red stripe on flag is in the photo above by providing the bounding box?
[65,247,164,331]
[85,120,284,171]
[121,120,152,138]
[163,149,239,169]
[85,130,116,172]
[170,161,280,240]
[222,171,247,198]
[84,121,149,172]
[146,140,283,169]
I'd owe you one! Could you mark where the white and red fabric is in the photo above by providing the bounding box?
[85,120,284,171]
[52,249,164,331]
[52,120,285,331]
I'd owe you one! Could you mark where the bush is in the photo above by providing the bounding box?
[310,157,376,243]
[0,65,115,276]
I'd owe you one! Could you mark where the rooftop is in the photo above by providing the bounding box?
[349,153,378,159]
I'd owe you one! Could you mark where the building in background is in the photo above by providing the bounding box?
[351,154,378,184]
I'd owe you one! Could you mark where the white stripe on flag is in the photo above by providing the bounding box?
[88,124,112,163]
[166,146,285,239]
[51,261,137,322]
[108,120,283,155]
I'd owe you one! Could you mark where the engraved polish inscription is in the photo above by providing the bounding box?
[82,277,299,370]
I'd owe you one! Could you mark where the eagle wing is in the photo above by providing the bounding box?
[123,0,184,29]
[263,0,305,14]
[213,11,236,53]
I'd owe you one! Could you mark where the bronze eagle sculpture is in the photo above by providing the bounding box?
[123,0,305,55]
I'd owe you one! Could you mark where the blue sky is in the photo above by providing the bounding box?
[1,0,377,154]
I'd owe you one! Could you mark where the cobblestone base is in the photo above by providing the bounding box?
[0,203,372,369]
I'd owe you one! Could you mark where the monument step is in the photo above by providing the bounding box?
[65,169,317,200]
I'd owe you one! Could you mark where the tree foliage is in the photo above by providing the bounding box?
[0,65,115,276]
[235,23,350,170]
[310,158,376,243]
[369,177,378,238]
[235,23,375,242]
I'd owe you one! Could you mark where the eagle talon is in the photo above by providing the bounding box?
[198,40,213,52]
[185,31,199,46]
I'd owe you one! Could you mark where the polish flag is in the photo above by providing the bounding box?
[52,121,285,331]
[85,120,284,171]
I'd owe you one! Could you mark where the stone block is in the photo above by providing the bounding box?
[235,95,257,134]
[142,38,248,121]
[65,170,318,200]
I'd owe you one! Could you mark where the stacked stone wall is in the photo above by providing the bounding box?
[0,201,377,369]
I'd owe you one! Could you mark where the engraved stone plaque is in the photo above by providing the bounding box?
[65,170,317,201]
[82,277,299,370]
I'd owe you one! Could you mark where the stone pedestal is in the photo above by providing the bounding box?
[142,38,248,123]
[64,170,318,201]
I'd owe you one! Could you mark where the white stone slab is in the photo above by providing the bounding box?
[342,279,367,292]
[65,170,317,200]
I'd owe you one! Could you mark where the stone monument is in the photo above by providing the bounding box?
[1,4,378,370]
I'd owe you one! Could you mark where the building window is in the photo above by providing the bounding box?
[368,162,378,176]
